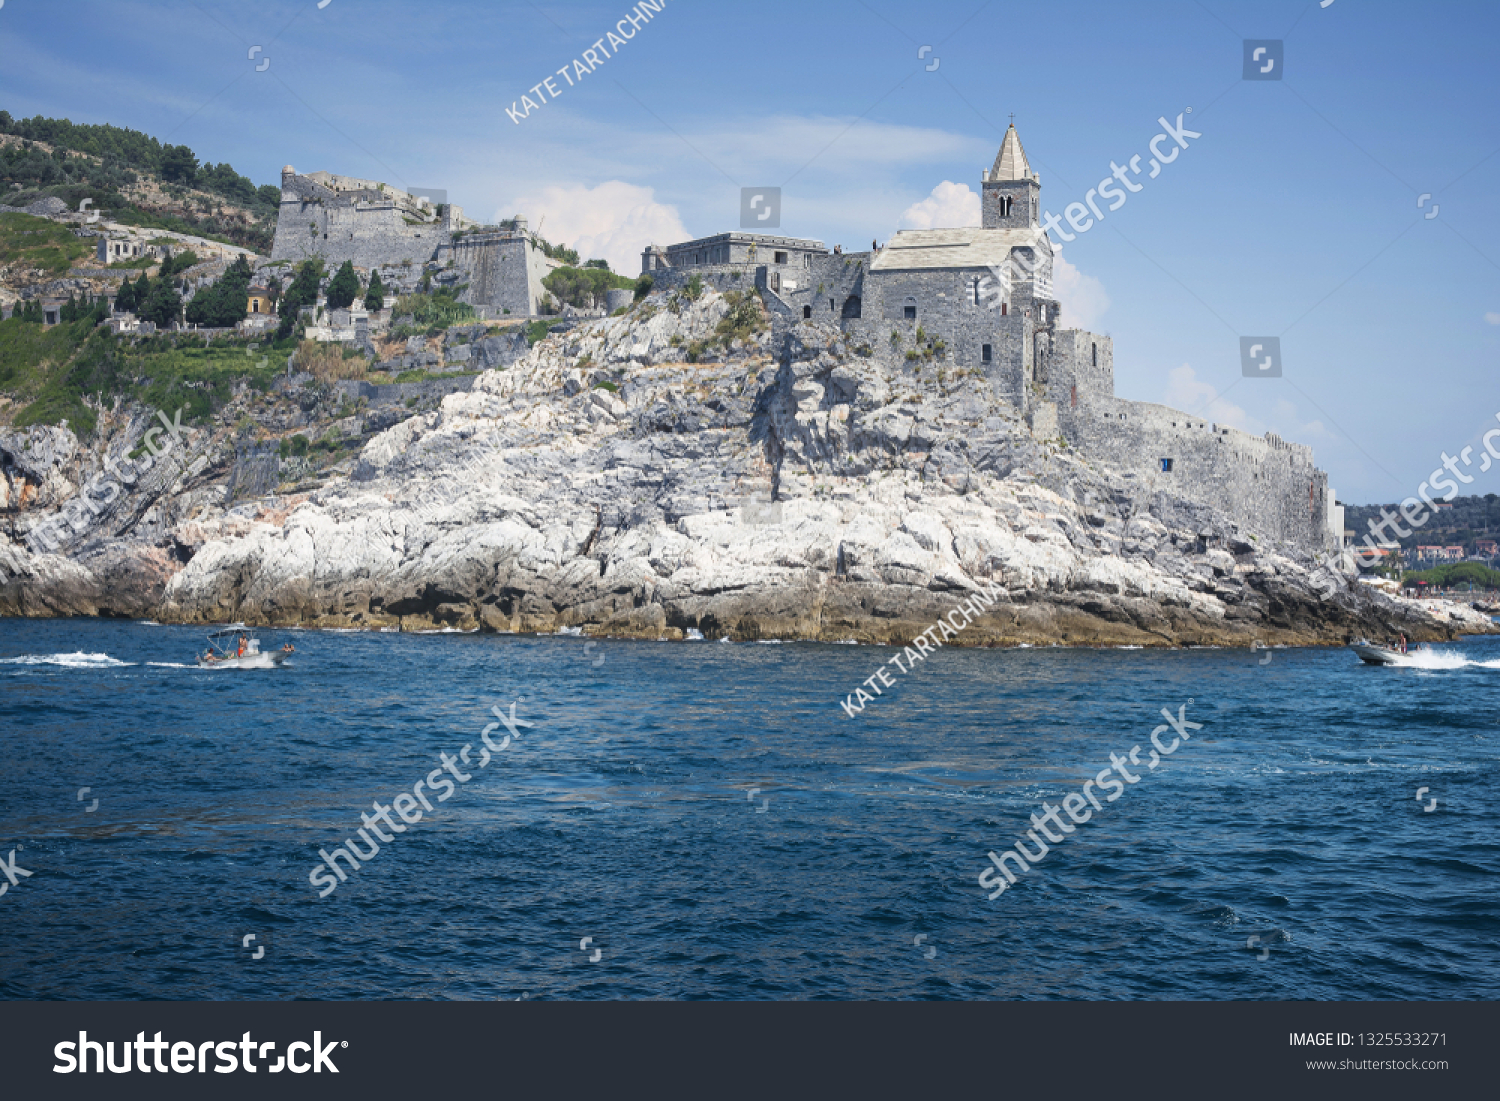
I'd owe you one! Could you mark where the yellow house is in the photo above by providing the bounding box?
[247,286,274,315]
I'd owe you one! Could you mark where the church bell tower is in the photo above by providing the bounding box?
[982,123,1041,230]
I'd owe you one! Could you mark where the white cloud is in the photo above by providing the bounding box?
[504,181,689,277]
[1486,311,1500,325]
[897,180,980,230]
[1053,250,1110,331]
[1163,365,1255,432]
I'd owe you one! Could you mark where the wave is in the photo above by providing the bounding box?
[0,652,135,668]
[555,626,584,637]
[684,629,705,641]
[1370,648,1500,670]
[146,662,195,669]
[1381,649,1475,670]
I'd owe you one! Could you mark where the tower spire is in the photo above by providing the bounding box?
[991,124,1036,182]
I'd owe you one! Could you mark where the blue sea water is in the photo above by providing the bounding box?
[0,617,1495,1001]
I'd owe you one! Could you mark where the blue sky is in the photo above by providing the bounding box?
[2,0,1498,505]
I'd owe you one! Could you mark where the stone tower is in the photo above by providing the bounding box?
[981,125,1041,230]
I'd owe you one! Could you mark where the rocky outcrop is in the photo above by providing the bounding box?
[1,288,1493,646]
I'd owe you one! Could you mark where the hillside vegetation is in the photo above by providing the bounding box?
[1346,494,1500,554]
[0,111,280,252]
[0,212,93,277]
[0,315,288,436]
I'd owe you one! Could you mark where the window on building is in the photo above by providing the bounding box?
[982,344,992,363]
[830,299,835,311]
[904,305,917,320]
[1160,458,1174,473]
[1092,342,1097,366]
[1071,385,1077,408]
[775,251,788,264]
[1001,303,1007,316]
[804,254,810,268]
[803,305,812,319]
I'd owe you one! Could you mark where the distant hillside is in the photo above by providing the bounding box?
[0,111,278,253]
[1345,494,1500,554]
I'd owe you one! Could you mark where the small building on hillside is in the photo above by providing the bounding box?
[247,286,274,316]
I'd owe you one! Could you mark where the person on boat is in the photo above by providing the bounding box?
[1399,634,1407,654]
[237,635,247,658]
[281,643,295,654]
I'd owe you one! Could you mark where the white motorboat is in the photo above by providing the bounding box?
[1349,639,1402,666]
[196,625,290,670]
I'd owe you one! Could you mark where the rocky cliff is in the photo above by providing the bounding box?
[1,287,1492,645]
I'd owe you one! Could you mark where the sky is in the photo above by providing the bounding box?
[1,0,1498,505]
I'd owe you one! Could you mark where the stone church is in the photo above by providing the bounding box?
[645,125,1344,555]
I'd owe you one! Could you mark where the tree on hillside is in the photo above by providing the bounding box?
[363,269,385,312]
[325,260,361,311]
[135,271,151,303]
[140,278,182,328]
[160,144,199,185]
[185,254,252,327]
[113,276,137,314]
[276,259,324,339]
[542,264,635,310]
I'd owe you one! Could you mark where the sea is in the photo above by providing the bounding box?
[1,617,1496,1001]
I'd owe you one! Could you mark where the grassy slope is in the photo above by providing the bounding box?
[0,316,289,436]
[0,212,93,275]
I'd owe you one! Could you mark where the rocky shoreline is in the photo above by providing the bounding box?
[3,287,1495,647]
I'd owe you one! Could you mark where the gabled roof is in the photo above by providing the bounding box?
[991,125,1038,182]
[870,227,1049,272]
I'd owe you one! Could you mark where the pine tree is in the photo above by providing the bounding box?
[114,277,136,314]
[363,269,385,312]
[326,259,360,311]
[276,260,323,340]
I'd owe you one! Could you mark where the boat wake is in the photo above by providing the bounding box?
[0,652,134,668]
[1387,650,1492,670]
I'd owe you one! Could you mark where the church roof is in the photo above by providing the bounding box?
[990,124,1037,182]
[870,227,1050,272]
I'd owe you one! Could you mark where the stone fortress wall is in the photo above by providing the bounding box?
[269,167,552,317]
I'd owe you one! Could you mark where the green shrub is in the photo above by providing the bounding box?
[542,263,635,309]
[713,290,765,344]
[391,291,475,330]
